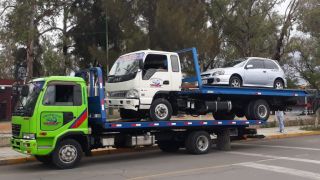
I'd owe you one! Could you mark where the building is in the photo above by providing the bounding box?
[0,79,15,121]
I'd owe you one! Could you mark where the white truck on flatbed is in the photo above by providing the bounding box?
[106,48,306,121]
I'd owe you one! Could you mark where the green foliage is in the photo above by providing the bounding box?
[285,37,320,89]
[0,0,318,89]
[42,39,65,76]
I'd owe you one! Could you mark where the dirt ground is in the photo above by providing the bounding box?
[0,122,11,133]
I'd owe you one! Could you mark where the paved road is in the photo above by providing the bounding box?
[1,135,320,180]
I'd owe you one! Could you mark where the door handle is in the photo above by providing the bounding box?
[163,80,170,85]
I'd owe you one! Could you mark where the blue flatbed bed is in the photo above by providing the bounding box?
[180,85,307,97]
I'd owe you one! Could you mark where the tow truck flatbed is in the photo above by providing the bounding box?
[179,85,307,97]
[90,119,265,132]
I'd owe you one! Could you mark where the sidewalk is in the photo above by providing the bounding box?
[1,125,320,166]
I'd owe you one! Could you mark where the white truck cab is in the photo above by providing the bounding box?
[106,50,182,120]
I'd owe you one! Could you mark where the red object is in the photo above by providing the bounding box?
[0,79,16,121]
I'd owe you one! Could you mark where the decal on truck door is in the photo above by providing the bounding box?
[41,112,64,131]
[150,78,163,87]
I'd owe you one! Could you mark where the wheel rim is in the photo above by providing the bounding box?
[275,81,283,89]
[59,145,77,164]
[257,105,268,119]
[231,78,241,87]
[155,104,169,119]
[196,135,209,151]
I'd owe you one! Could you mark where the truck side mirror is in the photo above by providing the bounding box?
[21,85,29,97]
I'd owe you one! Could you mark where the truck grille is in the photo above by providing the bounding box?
[12,124,21,137]
[109,91,127,98]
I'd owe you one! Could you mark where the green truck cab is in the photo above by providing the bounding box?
[11,76,90,168]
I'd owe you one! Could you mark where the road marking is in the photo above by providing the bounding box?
[228,151,320,164]
[239,162,320,180]
[233,143,320,151]
[127,158,277,180]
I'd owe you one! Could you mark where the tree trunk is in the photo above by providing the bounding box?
[26,1,36,82]
[62,5,68,75]
[146,0,157,49]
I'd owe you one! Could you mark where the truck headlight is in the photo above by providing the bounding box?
[213,70,225,76]
[126,89,139,99]
[23,133,36,140]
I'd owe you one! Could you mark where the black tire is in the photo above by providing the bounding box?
[216,128,231,150]
[212,112,235,120]
[35,155,52,164]
[274,79,284,89]
[248,99,270,121]
[185,131,211,154]
[119,108,142,120]
[150,98,173,121]
[245,101,255,120]
[229,76,242,87]
[51,139,83,169]
[157,141,180,153]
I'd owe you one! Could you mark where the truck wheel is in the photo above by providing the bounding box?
[157,141,180,152]
[35,155,52,164]
[185,131,211,154]
[213,112,235,120]
[249,99,270,121]
[52,139,83,169]
[150,98,173,121]
[119,109,142,120]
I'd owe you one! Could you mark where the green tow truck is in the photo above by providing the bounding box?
[10,48,307,169]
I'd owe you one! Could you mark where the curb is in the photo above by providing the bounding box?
[0,146,157,166]
[264,131,320,139]
[0,156,36,166]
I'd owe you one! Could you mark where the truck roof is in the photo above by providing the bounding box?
[120,49,177,57]
[32,76,85,83]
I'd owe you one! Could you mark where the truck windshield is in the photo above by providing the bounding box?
[13,81,44,116]
[107,52,144,83]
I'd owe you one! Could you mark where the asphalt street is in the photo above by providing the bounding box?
[1,135,320,180]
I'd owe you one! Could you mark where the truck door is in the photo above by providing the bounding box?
[37,82,84,134]
[170,55,182,91]
[140,54,173,104]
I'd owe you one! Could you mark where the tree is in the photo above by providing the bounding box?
[70,0,146,72]
[285,37,320,89]
[272,0,299,61]
[1,0,68,80]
